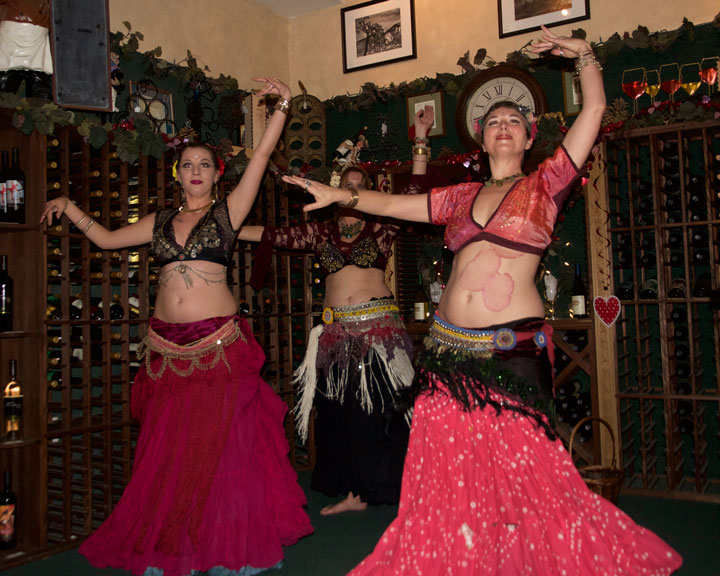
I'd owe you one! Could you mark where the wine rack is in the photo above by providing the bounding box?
[0,109,315,568]
[604,120,720,501]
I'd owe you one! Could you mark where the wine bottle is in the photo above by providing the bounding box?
[668,277,686,299]
[667,251,684,267]
[4,148,25,224]
[570,264,587,318]
[3,360,22,442]
[670,306,687,323]
[0,470,17,549]
[673,324,689,339]
[667,230,683,248]
[659,140,678,159]
[689,227,708,247]
[692,249,709,265]
[0,255,13,332]
[635,180,652,197]
[413,275,429,321]
[693,275,712,298]
[615,280,634,300]
[639,278,658,300]
[639,251,656,269]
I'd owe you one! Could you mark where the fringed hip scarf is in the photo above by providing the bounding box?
[293,298,414,442]
[137,315,245,380]
[416,314,558,440]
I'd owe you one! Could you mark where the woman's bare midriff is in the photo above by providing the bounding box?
[153,262,237,323]
[438,241,544,328]
[324,266,392,307]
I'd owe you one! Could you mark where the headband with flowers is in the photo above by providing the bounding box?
[473,103,538,142]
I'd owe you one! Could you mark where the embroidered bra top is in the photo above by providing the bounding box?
[413,145,582,256]
[150,197,238,268]
[249,220,399,290]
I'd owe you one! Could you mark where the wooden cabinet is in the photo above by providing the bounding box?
[600,120,720,501]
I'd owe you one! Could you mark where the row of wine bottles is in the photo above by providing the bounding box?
[615,275,716,300]
[46,294,141,321]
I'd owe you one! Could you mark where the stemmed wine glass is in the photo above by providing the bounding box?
[699,57,718,95]
[644,70,660,103]
[680,63,702,97]
[543,272,558,321]
[659,63,681,102]
[621,68,647,115]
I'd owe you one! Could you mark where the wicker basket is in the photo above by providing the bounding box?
[569,416,624,504]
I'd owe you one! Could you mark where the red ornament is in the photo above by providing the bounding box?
[593,296,621,327]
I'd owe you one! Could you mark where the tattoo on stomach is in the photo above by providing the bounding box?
[457,247,520,312]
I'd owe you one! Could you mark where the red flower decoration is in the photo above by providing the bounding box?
[217,157,225,177]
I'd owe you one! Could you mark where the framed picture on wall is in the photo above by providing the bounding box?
[406,91,445,138]
[562,71,583,116]
[341,0,417,73]
[498,0,590,38]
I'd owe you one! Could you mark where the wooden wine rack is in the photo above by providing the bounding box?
[0,110,314,568]
[603,120,720,501]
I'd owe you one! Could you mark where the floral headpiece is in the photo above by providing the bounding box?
[474,103,538,141]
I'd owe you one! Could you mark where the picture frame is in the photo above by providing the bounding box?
[497,0,590,38]
[406,91,444,138]
[341,0,417,74]
[128,80,176,135]
[562,71,583,116]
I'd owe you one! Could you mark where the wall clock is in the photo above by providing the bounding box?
[455,65,548,151]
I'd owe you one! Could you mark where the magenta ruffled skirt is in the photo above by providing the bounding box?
[349,390,682,575]
[79,316,313,576]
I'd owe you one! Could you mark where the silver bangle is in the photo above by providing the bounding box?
[575,52,602,75]
[275,98,291,114]
[82,219,95,234]
[75,214,88,228]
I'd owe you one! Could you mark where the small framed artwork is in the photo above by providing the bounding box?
[562,71,583,116]
[128,80,176,135]
[341,0,417,74]
[406,91,444,138]
[498,0,590,38]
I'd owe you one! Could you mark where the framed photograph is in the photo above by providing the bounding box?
[562,71,583,116]
[498,0,590,38]
[341,0,417,74]
[406,92,444,138]
[128,80,176,135]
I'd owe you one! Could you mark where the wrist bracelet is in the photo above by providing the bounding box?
[339,186,359,209]
[575,52,602,75]
[82,219,95,234]
[412,146,430,156]
[414,137,428,145]
[75,214,88,228]
[275,98,291,114]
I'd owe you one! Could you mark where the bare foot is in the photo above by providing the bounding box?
[320,492,368,515]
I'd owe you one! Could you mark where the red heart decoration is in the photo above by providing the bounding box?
[593,296,621,327]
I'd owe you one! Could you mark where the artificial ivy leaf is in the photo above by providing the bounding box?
[473,49,487,67]
[89,125,109,149]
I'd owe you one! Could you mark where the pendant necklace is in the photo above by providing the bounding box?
[485,172,524,187]
[338,219,363,238]
[179,198,216,214]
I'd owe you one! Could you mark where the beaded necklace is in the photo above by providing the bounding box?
[338,219,363,239]
[485,172,524,187]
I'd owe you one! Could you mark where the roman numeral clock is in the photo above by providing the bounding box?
[455,65,548,151]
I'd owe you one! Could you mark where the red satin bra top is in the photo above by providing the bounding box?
[427,145,582,255]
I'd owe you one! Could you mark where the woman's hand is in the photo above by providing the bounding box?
[282,175,339,212]
[528,25,593,59]
[251,76,292,101]
[414,105,434,139]
[40,196,69,226]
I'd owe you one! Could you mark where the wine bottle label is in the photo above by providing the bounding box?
[413,302,428,321]
[571,296,586,316]
[5,181,24,208]
[0,504,15,541]
[3,395,22,419]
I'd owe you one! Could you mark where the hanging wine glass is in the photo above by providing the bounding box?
[659,63,681,103]
[699,56,718,95]
[621,67,646,115]
[644,70,660,103]
[680,63,702,97]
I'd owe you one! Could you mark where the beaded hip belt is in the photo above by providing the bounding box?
[322,298,400,325]
[429,315,547,353]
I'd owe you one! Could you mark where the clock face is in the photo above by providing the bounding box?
[455,66,548,151]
